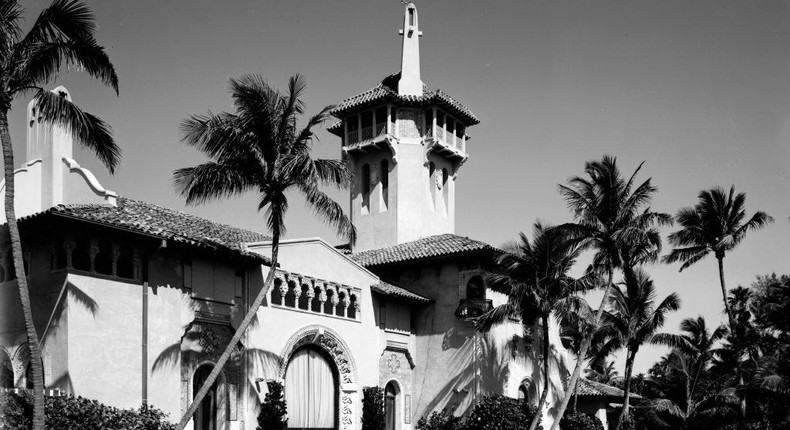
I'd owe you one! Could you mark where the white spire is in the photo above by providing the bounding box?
[398,2,423,96]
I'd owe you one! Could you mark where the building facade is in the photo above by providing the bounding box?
[0,4,573,430]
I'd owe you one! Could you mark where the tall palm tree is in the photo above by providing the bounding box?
[550,155,671,430]
[172,73,354,430]
[663,185,773,421]
[0,2,118,428]
[596,268,680,430]
[477,222,590,430]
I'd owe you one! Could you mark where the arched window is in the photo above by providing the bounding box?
[347,295,358,319]
[385,381,401,430]
[285,347,338,430]
[336,291,347,318]
[466,276,485,300]
[380,159,389,210]
[94,239,113,276]
[0,350,13,389]
[193,364,219,430]
[361,164,371,213]
[428,162,436,210]
[284,281,298,308]
[311,287,323,313]
[271,279,283,305]
[298,284,311,310]
[324,290,336,315]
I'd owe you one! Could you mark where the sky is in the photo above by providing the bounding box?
[7,0,790,374]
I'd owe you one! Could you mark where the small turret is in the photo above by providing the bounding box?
[398,3,423,96]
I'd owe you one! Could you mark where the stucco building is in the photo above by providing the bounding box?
[0,4,573,430]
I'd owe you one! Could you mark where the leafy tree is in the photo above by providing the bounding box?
[596,268,680,430]
[257,381,287,430]
[477,222,589,430]
[0,1,118,428]
[172,74,354,429]
[362,386,385,430]
[551,155,671,430]
[663,185,773,421]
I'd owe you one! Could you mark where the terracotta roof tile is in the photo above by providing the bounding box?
[40,197,271,263]
[352,233,498,267]
[371,281,431,303]
[330,73,479,126]
[576,379,641,399]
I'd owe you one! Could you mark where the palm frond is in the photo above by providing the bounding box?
[33,88,119,172]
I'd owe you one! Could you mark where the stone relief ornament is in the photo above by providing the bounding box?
[387,353,401,374]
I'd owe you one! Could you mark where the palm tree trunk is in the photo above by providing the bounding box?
[717,256,746,424]
[615,348,635,430]
[549,266,614,430]
[1,111,45,430]
[529,315,551,430]
[572,377,578,412]
[176,234,280,430]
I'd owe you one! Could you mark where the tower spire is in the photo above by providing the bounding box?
[398,2,423,96]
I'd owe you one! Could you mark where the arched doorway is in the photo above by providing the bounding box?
[193,364,219,430]
[385,381,401,430]
[284,346,337,430]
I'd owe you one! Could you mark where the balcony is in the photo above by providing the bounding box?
[454,298,493,319]
[426,125,466,161]
[344,121,395,159]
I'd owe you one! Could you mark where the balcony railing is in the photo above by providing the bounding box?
[455,298,493,319]
[432,126,465,152]
[361,125,373,141]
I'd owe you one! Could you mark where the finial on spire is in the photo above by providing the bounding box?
[398,2,423,96]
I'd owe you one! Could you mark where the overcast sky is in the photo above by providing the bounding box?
[8,0,790,374]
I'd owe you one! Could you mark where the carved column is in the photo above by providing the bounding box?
[111,243,121,277]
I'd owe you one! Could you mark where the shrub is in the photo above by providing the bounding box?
[559,411,604,430]
[464,395,541,430]
[257,381,288,430]
[362,386,385,430]
[416,409,464,430]
[0,391,32,430]
[0,391,175,430]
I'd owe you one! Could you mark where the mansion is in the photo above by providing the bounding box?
[0,4,619,430]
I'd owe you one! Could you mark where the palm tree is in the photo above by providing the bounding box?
[649,316,730,430]
[477,222,589,430]
[595,268,680,430]
[0,2,118,428]
[558,296,599,411]
[663,185,773,421]
[172,73,354,430]
[587,359,619,385]
[550,155,671,430]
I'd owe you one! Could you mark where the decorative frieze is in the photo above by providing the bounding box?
[270,270,361,320]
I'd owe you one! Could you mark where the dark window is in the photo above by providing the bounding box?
[381,159,389,209]
[467,276,485,299]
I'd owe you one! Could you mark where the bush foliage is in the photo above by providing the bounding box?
[416,409,464,430]
[559,411,604,430]
[257,381,288,430]
[416,395,540,430]
[0,391,174,430]
[465,395,541,430]
[362,386,385,430]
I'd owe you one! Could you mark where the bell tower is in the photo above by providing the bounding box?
[330,2,479,252]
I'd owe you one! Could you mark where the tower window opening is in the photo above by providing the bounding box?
[409,8,415,26]
[361,164,371,214]
[442,168,449,215]
[428,162,436,210]
[380,159,389,210]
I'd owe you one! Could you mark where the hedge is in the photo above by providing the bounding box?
[0,391,174,430]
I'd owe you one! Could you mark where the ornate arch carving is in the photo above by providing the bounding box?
[279,325,359,430]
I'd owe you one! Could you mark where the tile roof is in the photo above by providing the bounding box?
[329,73,480,129]
[34,197,271,263]
[352,233,499,267]
[371,281,432,303]
[576,378,641,399]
